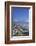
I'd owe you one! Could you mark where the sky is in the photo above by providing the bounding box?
[11,7,29,22]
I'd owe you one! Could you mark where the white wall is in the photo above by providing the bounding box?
[0,0,36,46]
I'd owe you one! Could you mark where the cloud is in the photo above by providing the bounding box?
[13,19,19,22]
